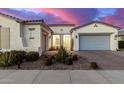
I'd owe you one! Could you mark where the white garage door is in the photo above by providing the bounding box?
[79,35,110,50]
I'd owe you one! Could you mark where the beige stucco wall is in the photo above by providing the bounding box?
[23,24,52,54]
[0,15,23,50]
[23,25,41,47]
[22,24,42,53]
[72,23,118,51]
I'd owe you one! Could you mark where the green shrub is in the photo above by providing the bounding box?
[72,55,78,61]
[64,56,73,65]
[26,51,39,61]
[119,41,124,49]
[90,62,98,69]
[0,52,2,54]
[55,46,68,63]
[11,50,26,61]
[0,50,27,67]
[44,57,53,66]
[0,52,10,66]
[17,51,26,60]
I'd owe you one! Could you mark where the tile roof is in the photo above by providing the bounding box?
[118,31,124,36]
[0,12,53,33]
[49,24,75,26]
[0,12,44,23]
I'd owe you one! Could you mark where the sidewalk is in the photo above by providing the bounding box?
[0,70,124,84]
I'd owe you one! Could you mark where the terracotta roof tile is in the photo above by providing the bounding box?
[49,24,75,26]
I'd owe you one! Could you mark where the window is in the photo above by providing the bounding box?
[29,28,35,39]
[53,35,60,48]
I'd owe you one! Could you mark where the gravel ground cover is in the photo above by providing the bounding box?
[3,51,91,70]
[4,57,91,70]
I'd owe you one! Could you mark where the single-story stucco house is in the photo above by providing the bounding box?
[0,12,121,55]
[118,31,124,41]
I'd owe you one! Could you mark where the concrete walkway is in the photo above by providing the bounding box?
[0,70,124,84]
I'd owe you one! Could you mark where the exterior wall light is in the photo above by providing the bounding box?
[29,28,35,39]
[115,35,118,40]
[75,35,78,39]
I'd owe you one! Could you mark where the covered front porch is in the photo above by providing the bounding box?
[51,34,72,50]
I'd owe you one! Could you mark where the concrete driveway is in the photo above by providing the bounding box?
[75,51,124,70]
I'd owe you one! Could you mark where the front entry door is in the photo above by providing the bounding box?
[63,35,71,50]
[53,35,71,50]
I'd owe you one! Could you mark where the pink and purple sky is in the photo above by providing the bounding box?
[0,8,124,28]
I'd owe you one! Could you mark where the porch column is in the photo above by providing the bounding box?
[60,35,63,47]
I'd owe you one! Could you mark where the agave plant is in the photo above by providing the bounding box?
[0,52,10,67]
[8,51,17,65]
[55,46,68,63]
[0,51,17,67]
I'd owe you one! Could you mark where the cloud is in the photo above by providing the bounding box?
[59,8,98,25]
[1,8,124,28]
[99,8,124,28]
[33,8,79,24]
[97,8,117,17]
[0,8,67,24]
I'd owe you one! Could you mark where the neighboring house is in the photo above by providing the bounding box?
[0,12,120,54]
[0,12,53,55]
[118,31,124,41]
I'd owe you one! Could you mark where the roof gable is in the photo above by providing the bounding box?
[71,21,121,33]
[0,12,23,22]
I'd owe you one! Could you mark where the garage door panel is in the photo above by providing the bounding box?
[79,35,110,50]
[42,34,46,52]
